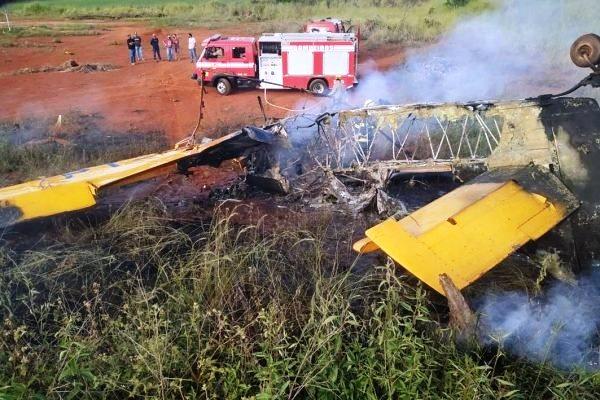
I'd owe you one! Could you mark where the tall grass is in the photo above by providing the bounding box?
[1,204,599,398]
[7,0,493,44]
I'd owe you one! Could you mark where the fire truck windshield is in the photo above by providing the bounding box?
[260,42,281,55]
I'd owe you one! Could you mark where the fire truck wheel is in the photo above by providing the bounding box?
[309,79,329,95]
[215,78,233,96]
[570,33,600,68]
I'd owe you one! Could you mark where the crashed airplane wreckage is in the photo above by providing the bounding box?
[0,96,597,296]
[2,34,600,297]
[266,96,597,295]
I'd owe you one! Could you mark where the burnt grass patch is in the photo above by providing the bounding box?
[0,112,168,186]
[10,60,120,76]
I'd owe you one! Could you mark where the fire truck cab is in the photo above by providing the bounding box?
[193,35,258,95]
[193,32,358,96]
[304,18,347,33]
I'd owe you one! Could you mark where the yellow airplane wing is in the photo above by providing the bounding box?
[0,127,279,227]
[354,165,579,295]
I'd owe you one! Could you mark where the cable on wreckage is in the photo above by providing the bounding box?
[191,73,208,140]
[534,61,600,101]
[283,112,330,130]
[178,72,336,149]
[175,73,209,149]
[292,112,336,129]
[262,87,325,113]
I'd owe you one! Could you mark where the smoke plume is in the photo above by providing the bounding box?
[351,0,600,105]
[476,268,600,370]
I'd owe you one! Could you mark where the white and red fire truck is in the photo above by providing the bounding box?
[192,32,358,96]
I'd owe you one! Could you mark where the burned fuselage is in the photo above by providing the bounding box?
[252,96,600,282]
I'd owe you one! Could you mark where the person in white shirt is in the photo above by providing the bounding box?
[188,33,197,63]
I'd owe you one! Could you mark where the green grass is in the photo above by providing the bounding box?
[0,24,100,47]
[6,0,493,44]
[0,23,102,37]
[0,23,103,47]
[0,203,599,398]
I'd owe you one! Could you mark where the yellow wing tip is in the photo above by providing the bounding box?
[353,237,380,254]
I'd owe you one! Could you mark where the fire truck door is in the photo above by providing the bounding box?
[201,45,227,77]
[259,56,283,89]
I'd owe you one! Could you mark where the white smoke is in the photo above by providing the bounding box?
[476,267,600,370]
[350,0,600,105]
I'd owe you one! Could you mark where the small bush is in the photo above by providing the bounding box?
[22,2,53,15]
[446,0,470,7]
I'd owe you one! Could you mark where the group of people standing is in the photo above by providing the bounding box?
[126,33,144,65]
[127,32,198,65]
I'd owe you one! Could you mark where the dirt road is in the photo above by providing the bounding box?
[0,20,404,142]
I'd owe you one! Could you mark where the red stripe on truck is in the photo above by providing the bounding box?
[313,51,323,75]
[282,52,288,75]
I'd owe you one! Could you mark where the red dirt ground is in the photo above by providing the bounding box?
[0,20,406,142]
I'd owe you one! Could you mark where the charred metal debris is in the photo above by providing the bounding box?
[239,97,600,225]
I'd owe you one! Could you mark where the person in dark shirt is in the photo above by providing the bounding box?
[126,34,136,65]
[150,34,161,61]
[133,32,143,62]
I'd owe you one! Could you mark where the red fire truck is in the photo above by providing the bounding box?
[192,32,358,96]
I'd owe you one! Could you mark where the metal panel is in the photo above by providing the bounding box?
[323,50,349,76]
[287,50,313,76]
